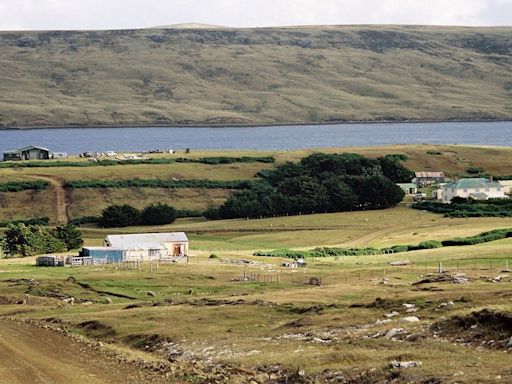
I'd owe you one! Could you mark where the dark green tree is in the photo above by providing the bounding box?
[54,224,84,250]
[2,224,66,257]
[378,156,415,183]
[140,203,177,225]
[99,204,141,228]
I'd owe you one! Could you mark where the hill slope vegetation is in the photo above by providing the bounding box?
[0,25,511,127]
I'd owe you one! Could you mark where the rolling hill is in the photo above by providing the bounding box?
[0,25,511,127]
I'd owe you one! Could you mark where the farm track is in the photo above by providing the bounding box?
[0,319,166,384]
[26,175,69,224]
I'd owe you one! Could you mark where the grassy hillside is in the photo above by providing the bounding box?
[1,144,511,223]
[0,25,512,127]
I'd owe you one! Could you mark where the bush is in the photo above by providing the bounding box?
[54,224,83,250]
[2,224,66,257]
[98,204,141,228]
[209,254,218,259]
[417,240,443,249]
[68,216,100,226]
[140,203,177,226]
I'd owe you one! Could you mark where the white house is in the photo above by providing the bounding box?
[437,178,508,203]
[104,232,189,262]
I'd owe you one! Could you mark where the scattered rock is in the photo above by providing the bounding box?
[104,297,113,304]
[62,297,75,305]
[385,328,404,339]
[402,316,420,322]
[403,303,415,309]
[146,291,156,297]
[384,311,399,318]
[390,360,422,369]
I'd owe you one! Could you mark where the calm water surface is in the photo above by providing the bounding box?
[1,121,511,153]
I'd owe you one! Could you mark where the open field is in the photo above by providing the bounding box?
[1,236,512,382]
[1,144,512,223]
[1,25,512,127]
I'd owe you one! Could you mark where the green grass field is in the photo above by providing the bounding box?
[1,143,512,381]
[1,25,512,127]
[1,235,512,382]
[1,144,512,223]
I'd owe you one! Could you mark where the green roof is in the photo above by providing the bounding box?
[444,178,501,189]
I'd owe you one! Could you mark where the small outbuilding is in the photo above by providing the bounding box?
[3,145,51,161]
[413,171,445,186]
[397,183,418,195]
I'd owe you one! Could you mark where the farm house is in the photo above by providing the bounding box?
[3,145,51,161]
[104,232,189,262]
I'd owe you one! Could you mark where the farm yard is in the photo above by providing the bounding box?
[1,144,512,382]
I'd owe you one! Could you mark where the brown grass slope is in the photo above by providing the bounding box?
[0,25,512,127]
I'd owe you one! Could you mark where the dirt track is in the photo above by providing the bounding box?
[0,319,165,384]
[26,175,69,224]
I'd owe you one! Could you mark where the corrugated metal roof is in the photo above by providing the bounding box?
[444,178,502,189]
[415,171,445,178]
[83,246,124,251]
[4,145,51,154]
[105,232,188,250]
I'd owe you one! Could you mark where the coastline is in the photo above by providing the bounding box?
[1,118,511,131]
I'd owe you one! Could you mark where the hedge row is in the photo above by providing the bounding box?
[254,228,512,258]
[64,179,253,189]
[413,200,512,218]
[0,217,49,227]
[68,209,204,227]
[175,156,275,165]
[0,156,275,168]
[0,180,49,192]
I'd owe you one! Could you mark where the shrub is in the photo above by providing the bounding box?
[2,223,66,257]
[140,203,177,226]
[417,240,443,249]
[54,224,84,250]
[98,204,141,228]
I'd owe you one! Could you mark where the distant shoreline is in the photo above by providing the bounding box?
[1,118,511,131]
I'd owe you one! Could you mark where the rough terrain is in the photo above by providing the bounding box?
[1,25,512,127]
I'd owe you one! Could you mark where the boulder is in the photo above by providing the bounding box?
[385,328,403,339]
[402,316,420,322]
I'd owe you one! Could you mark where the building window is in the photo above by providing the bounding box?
[486,188,490,192]
[149,249,159,257]
[463,189,467,192]
[497,187,501,191]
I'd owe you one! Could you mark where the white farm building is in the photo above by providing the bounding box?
[104,232,189,262]
[436,178,508,203]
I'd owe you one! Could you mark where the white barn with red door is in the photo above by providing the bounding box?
[104,232,189,262]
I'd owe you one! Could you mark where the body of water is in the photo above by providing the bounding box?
[1,121,511,153]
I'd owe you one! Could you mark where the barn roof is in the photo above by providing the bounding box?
[415,171,445,178]
[105,232,188,250]
[4,145,51,154]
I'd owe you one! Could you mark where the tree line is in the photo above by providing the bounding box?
[205,153,412,219]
